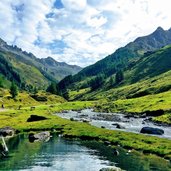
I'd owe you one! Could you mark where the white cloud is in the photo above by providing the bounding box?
[0,0,171,67]
[61,0,87,11]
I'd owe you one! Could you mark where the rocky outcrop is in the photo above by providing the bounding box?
[27,115,47,122]
[0,127,15,137]
[140,127,164,135]
[28,131,50,142]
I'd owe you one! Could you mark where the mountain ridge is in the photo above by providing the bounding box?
[57,26,171,100]
[0,38,82,89]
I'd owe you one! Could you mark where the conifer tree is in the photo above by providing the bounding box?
[10,81,18,98]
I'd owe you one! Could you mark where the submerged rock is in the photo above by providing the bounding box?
[0,127,15,137]
[28,131,50,142]
[140,127,164,135]
[27,115,47,122]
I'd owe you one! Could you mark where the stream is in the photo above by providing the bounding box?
[56,109,171,139]
[0,134,171,171]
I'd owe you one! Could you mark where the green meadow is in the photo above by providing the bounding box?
[0,91,171,161]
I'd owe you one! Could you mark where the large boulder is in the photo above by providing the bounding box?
[0,127,15,137]
[140,127,164,135]
[145,109,164,116]
[28,131,50,142]
[27,115,47,122]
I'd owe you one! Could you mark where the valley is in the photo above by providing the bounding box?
[0,26,171,170]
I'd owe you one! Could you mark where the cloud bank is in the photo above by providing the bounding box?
[0,0,171,66]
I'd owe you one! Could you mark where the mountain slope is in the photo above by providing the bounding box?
[126,45,171,84]
[58,27,171,91]
[69,44,171,101]
[0,38,81,89]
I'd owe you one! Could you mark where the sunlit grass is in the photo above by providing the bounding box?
[0,100,170,160]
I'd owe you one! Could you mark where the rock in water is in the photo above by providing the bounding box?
[27,115,47,122]
[140,127,164,135]
[0,127,15,137]
[29,131,50,142]
[116,124,125,129]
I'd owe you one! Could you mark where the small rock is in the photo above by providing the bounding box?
[0,127,15,137]
[116,124,125,129]
[82,119,91,123]
[70,118,79,121]
[101,126,105,129]
[70,117,75,121]
[61,110,68,113]
[104,141,111,146]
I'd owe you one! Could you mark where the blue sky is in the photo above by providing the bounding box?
[0,0,171,67]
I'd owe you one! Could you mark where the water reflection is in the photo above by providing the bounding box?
[0,134,170,171]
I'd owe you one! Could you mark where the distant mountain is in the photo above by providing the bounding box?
[57,26,171,100]
[0,38,81,89]
[39,57,81,81]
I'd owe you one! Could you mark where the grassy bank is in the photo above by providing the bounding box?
[94,91,171,125]
[0,102,171,161]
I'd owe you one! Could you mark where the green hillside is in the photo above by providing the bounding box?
[69,69,171,101]
[66,42,171,124]
[0,50,49,89]
[126,45,171,84]
[58,27,171,92]
[57,27,171,102]
[0,38,81,89]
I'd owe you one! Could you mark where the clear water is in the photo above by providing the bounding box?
[0,134,171,171]
[0,135,114,171]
